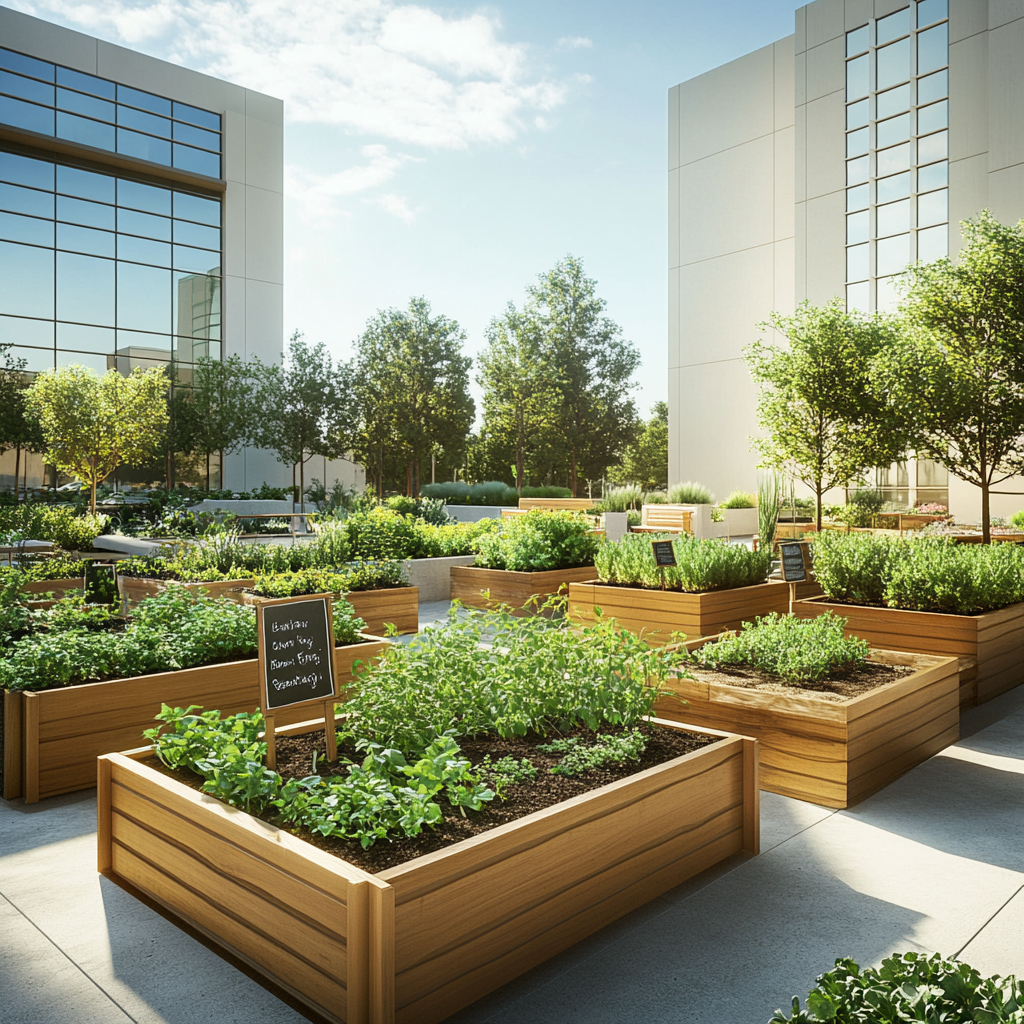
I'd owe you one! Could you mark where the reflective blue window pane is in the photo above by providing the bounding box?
[847,127,869,158]
[118,207,171,241]
[56,88,115,123]
[847,99,869,131]
[878,171,912,203]
[172,120,219,151]
[918,99,948,135]
[173,191,220,226]
[877,198,911,237]
[117,128,171,165]
[0,315,54,348]
[878,113,911,148]
[0,182,54,219]
[847,184,870,212]
[878,142,911,176]
[57,222,115,258]
[918,130,948,163]
[172,101,220,132]
[847,210,869,245]
[56,111,115,151]
[0,151,54,190]
[117,105,172,138]
[173,272,221,337]
[118,234,171,267]
[4,344,54,372]
[0,95,55,136]
[56,195,115,230]
[877,233,911,276]
[172,144,220,178]
[56,66,114,100]
[918,188,948,227]
[918,224,948,262]
[117,262,171,333]
[56,322,115,353]
[0,210,54,247]
[846,26,869,57]
[118,179,171,216]
[173,245,220,275]
[173,220,219,249]
[0,240,54,318]
[918,69,948,105]
[117,84,171,117]
[877,38,911,90]
[846,54,869,100]
[0,49,54,83]
[918,23,948,74]
[0,69,54,105]
[57,165,114,203]
[877,83,911,118]
[57,349,111,373]
[847,243,870,282]
[918,0,948,29]
[877,8,910,44]
[847,156,869,186]
[918,160,948,191]
[57,251,115,326]
[116,330,173,358]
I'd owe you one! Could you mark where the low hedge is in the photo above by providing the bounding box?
[473,510,598,572]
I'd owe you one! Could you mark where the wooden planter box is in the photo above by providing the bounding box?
[2,636,388,804]
[450,565,597,613]
[793,597,1024,710]
[20,577,86,608]
[568,580,789,646]
[244,587,419,637]
[654,644,958,809]
[97,717,758,1024]
[117,575,255,613]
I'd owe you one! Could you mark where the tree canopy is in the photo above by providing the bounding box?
[617,401,668,491]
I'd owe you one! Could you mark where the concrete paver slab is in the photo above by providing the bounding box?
[958,884,1024,977]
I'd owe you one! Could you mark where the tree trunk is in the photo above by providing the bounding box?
[815,481,824,533]
[206,453,211,491]
[981,480,991,544]
[570,453,578,497]
[300,452,305,513]
[219,448,225,491]
[90,478,97,515]
[166,450,172,492]
[14,446,21,501]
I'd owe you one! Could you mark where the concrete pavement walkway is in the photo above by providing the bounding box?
[2,660,1022,1023]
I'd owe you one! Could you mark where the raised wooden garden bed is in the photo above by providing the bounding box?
[117,575,256,613]
[793,597,1024,710]
[568,580,789,646]
[2,636,388,804]
[450,565,596,613]
[19,577,86,608]
[97,716,758,1024]
[654,644,958,808]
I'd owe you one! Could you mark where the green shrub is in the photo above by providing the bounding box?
[595,533,772,593]
[811,531,893,605]
[473,510,598,572]
[771,952,1024,1024]
[345,508,419,560]
[310,517,351,566]
[1011,509,1024,530]
[0,505,109,549]
[690,612,868,684]
[667,481,713,504]
[600,485,644,512]
[419,481,573,506]
[720,491,757,509]
[15,554,85,581]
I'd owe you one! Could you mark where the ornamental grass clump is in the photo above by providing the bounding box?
[595,533,772,593]
[690,612,868,685]
[473,509,598,572]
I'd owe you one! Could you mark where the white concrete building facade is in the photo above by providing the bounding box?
[669,0,1024,522]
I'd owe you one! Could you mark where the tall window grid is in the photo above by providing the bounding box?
[844,0,949,313]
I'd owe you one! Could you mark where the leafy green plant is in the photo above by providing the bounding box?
[595,533,771,593]
[690,612,868,685]
[251,561,406,598]
[473,509,598,571]
[720,491,757,509]
[12,554,84,582]
[479,755,537,791]
[771,952,1024,1023]
[538,729,647,776]
[811,531,894,605]
[667,481,712,504]
[600,485,645,512]
[758,472,782,551]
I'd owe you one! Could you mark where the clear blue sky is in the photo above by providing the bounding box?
[16,0,803,417]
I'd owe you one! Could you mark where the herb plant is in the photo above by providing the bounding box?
[720,491,757,509]
[667,481,713,504]
[473,510,598,572]
[538,729,647,776]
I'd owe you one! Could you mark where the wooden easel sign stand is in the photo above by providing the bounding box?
[778,541,812,613]
[651,539,677,591]
[256,593,338,769]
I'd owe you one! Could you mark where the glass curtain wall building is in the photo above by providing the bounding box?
[668,0,1024,522]
[0,5,285,492]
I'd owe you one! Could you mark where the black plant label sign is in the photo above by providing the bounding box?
[779,542,808,582]
[651,540,677,567]
[258,595,337,712]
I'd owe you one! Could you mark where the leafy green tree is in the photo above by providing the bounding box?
[524,256,640,495]
[880,212,1024,543]
[354,298,474,496]
[189,355,256,490]
[254,333,357,511]
[0,345,45,497]
[745,299,909,531]
[618,401,668,490]
[25,364,169,512]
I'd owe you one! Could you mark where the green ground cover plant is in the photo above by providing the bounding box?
[771,952,1023,1023]
[812,531,1024,615]
[472,509,598,572]
[595,533,772,593]
[690,612,868,685]
[537,729,647,776]
[147,605,684,848]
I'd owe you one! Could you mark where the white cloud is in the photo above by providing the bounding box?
[558,36,592,50]
[16,0,571,149]
[366,193,417,224]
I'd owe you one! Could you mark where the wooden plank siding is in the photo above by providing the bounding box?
[792,597,1024,710]
[654,647,959,808]
[4,637,388,803]
[344,588,419,636]
[568,580,790,646]
[97,720,759,1024]
[450,566,596,614]
[117,576,255,614]
[517,498,594,512]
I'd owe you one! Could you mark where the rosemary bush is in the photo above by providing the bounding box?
[811,531,893,606]
[473,510,598,571]
[595,533,772,593]
[667,481,713,504]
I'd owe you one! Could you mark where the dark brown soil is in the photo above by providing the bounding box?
[143,723,717,873]
[682,659,911,701]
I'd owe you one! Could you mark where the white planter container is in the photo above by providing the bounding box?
[403,554,477,601]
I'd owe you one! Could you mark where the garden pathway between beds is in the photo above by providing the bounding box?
[1,606,1022,1024]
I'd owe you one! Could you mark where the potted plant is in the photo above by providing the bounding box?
[654,612,958,808]
[794,531,1024,709]
[569,533,788,645]
[98,606,759,1024]
[451,509,599,612]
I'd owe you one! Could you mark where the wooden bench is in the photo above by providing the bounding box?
[631,504,693,535]
[518,497,595,512]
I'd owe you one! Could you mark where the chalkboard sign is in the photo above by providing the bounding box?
[651,539,677,567]
[779,542,808,583]
[257,594,338,713]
